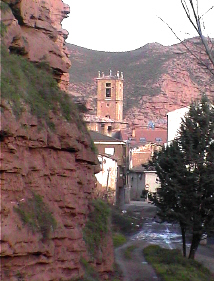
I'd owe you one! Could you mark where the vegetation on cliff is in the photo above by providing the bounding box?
[83,199,111,256]
[14,192,57,240]
[1,46,82,129]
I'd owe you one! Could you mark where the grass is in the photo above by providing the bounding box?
[83,199,111,256]
[14,192,57,240]
[143,245,214,281]
[1,45,84,130]
[123,245,137,259]
[112,232,127,248]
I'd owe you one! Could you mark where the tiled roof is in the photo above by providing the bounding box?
[129,165,156,172]
[120,128,167,144]
[84,114,115,123]
[89,130,125,143]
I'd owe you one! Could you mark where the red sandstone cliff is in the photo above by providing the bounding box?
[1,101,114,280]
[1,0,70,90]
[1,1,114,280]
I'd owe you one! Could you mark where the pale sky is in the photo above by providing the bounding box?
[62,0,214,52]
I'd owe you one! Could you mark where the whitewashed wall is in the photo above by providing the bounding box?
[167,107,189,143]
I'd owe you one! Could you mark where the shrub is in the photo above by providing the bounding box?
[14,192,57,240]
[83,199,110,256]
[123,245,137,260]
[112,232,126,248]
[143,245,213,281]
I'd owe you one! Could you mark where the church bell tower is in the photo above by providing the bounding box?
[96,70,124,122]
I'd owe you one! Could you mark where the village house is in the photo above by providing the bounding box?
[113,127,166,201]
[167,107,189,143]
[128,165,160,201]
[95,154,118,204]
[89,130,127,206]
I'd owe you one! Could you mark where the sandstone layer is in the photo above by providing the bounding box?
[1,0,70,91]
[0,101,114,281]
[1,0,115,280]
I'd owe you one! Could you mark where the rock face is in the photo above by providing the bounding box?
[1,101,114,281]
[1,1,114,280]
[1,0,70,91]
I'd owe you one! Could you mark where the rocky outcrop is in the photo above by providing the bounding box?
[0,101,114,281]
[1,0,115,279]
[1,0,70,91]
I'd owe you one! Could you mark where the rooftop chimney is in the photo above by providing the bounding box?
[98,71,101,78]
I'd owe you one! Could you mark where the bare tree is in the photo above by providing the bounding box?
[159,0,214,76]
[181,0,214,71]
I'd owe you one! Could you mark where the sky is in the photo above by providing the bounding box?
[62,0,214,52]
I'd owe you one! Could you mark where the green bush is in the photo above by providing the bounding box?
[14,192,57,239]
[112,232,126,248]
[123,245,137,260]
[83,199,110,256]
[143,245,213,281]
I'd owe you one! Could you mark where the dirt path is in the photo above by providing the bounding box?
[115,239,160,281]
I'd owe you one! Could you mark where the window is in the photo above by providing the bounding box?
[105,147,114,155]
[106,83,111,98]
[155,137,162,142]
[140,137,146,143]
[107,126,112,131]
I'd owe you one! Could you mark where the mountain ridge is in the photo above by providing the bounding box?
[67,37,214,128]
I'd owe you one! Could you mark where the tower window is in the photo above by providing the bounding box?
[106,83,111,98]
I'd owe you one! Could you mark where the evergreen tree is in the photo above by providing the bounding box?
[150,95,214,259]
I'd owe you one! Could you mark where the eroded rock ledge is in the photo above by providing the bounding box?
[1,0,70,91]
[1,102,114,281]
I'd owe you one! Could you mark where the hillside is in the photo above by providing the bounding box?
[67,38,214,127]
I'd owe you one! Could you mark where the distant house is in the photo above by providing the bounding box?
[167,107,189,143]
[90,130,127,206]
[128,165,160,201]
[95,154,118,204]
[118,127,167,146]
[114,127,166,169]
